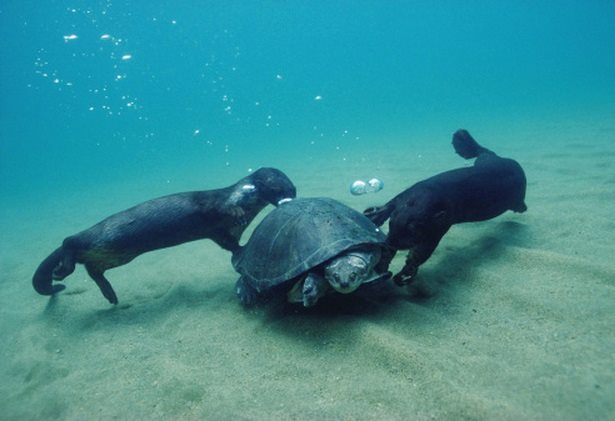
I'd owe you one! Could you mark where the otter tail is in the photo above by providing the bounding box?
[363,204,394,227]
[452,129,494,159]
[32,247,68,296]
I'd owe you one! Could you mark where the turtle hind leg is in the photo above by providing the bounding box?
[235,276,259,306]
[85,265,118,304]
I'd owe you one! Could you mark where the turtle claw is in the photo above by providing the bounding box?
[302,273,329,307]
[302,279,318,307]
[236,277,258,306]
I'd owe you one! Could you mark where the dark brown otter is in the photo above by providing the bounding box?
[365,130,527,285]
[33,167,296,304]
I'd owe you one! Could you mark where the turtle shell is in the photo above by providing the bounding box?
[232,197,386,292]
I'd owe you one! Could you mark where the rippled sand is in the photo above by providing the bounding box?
[1,119,613,419]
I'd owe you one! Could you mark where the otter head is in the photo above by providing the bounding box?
[249,167,296,206]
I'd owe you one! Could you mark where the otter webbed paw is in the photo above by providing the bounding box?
[393,264,418,286]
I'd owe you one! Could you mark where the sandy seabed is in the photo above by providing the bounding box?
[1,116,614,420]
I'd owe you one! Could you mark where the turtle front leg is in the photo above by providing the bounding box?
[301,272,330,307]
[236,276,259,306]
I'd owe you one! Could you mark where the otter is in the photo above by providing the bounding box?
[33,167,296,304]
[364,130,527,285]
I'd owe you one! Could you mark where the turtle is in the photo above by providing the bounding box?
[231,197,392,307]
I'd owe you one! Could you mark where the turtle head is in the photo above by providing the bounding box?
[324,250,377,294]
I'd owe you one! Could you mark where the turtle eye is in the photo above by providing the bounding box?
[349,273,356,281]
[333,274,340,283]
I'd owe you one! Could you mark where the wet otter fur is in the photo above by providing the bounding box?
[364,130,527,285]
[33,167,296,304]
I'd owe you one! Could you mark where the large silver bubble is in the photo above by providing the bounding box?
[350,178,383,195]
[350,180,367,195]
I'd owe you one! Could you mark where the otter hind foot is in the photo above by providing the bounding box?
[33,247,70,296]
[37,283,67,295]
